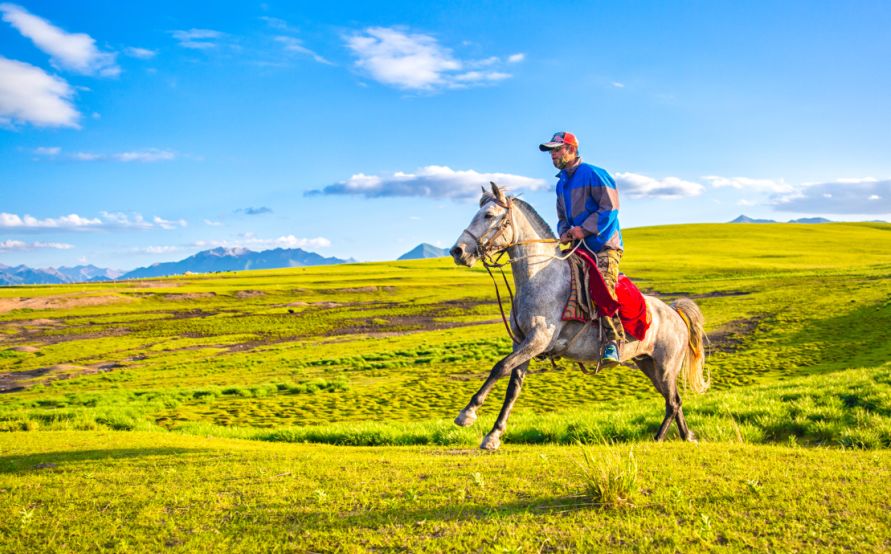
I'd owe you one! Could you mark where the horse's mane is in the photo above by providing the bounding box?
[479,190,556,239]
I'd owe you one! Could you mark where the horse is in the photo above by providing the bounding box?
[449,182,709,451]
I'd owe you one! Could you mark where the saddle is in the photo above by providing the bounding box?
[561,249,651,341]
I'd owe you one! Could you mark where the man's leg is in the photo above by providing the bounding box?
[596,249,625,362]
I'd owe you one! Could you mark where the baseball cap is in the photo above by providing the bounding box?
[539,131,579,152]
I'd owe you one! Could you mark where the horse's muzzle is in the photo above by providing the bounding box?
[450,243,476,267]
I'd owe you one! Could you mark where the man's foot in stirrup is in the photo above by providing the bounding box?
[601,341,621,367]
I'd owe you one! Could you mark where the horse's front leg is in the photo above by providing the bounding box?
[454,356,513,428]
[479,361,529,451]
[477,319,555,450]
[454,317,555,431]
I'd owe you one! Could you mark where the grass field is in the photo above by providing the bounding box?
[1,222,891,551]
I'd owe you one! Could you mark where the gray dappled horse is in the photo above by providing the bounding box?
[449,183,708,451]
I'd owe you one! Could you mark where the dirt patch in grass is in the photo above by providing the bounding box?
[328,315,499,337]
[163,292,217,301]
[8,345,40,353]
[708,317,763,352]
[8,325,131,346]
[234,290,265,298]
[129,281,180,288]
[642,289,751,300]
[0,363,109,392]
[170,309,215,320]
[321,286,397,294]
[0,294,134,314]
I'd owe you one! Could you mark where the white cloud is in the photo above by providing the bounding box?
[772,178,891,215]
[194,235,332,250]
[311,165,547,200]
[271,235,332,249]
[0,211,188,232]
[203,219,223,227]
[172,28,223,49]
[0,56,79,127]
[274,36,333,65]
[611,81,625,88]
[345,27,513,91]
[614,172,704,200]
[0,239,74,252]
[453,71,510,83]
[507,53,525,63]
[62,148,176,162]
[114,149,176,162]
[736,199,757,207]
[153,216,187,230]
[0,212,102,230]
[124,47,157,59]
[71,151,102,161]
[139,245,182,255]
[34,146,61,155]
[702,175,793,194]
[0,3,119,76]
[259,16,290,31]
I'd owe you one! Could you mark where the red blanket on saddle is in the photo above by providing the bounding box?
[562,248,651,341]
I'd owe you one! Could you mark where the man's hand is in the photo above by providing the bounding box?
[559,226,586,244]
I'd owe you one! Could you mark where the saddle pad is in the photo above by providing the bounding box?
[561,250,651,341]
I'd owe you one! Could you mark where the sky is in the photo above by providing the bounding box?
[1,1,890,270]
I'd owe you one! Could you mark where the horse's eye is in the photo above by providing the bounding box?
[484,213,495,220]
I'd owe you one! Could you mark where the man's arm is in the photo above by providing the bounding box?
[556,196,570,237]
[579,170,619,239]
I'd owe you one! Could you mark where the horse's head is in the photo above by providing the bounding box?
[450,182,514,267]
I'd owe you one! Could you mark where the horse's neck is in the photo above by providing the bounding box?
[506,210,560,287]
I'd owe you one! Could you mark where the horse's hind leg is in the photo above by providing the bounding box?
[675,395,696,442]
[635,356,680,441]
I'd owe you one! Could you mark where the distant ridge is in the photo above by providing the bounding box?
[120,247,354,279]
[398,243,450,260]
[729,215,777,224]
[730,214,834,224]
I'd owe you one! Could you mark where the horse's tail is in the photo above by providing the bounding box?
[672,298,710,394]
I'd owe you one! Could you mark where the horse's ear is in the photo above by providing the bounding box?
[490,181,506,203]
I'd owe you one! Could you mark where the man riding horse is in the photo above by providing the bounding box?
[540,131,625,366]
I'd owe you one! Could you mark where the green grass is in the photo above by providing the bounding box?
[1,222,890,549]
[1,431,889,552]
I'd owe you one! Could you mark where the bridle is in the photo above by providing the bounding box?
[459,198,518,266]
[459,197,574,267]
[458,197,581,345]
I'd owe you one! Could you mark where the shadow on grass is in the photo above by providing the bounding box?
[0,447,201,474]
[289,493,640,534]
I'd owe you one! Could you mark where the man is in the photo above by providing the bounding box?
[539,131,625,365]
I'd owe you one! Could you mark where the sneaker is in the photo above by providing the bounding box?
[601,341,620,366]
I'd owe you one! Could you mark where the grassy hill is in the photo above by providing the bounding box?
[1,222,890,550]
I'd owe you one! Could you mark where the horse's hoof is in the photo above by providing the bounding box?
[686,432,698,443]
[454,410,477,427]
[480,434,501,451]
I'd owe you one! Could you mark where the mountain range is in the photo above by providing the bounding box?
[730,214,833,224]
[0,247,355,286]
[120,247,355,279]
[0,264,124,286]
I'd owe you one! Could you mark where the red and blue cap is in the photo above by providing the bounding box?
[539,131,579,152]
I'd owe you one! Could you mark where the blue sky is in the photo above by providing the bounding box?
[2,1,890,270]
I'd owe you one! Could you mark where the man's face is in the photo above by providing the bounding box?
[550,145,575,170]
